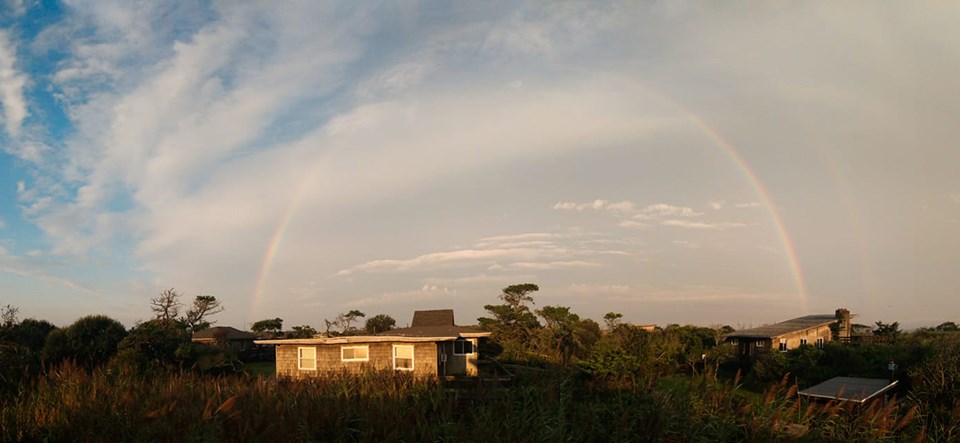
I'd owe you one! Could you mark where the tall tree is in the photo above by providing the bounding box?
[150,289,183,323]
[603,312,623,331]
[290,325,317,339]
[478,283,541,361]
[184,295,223,331]
[537,305,581,365]
[251,318,283,338]
[364,314,396,334]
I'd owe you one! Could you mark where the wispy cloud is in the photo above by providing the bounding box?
[709,200,724,210]
[735,202,762,208]
[661,220,746,230]
[0,29,28,140]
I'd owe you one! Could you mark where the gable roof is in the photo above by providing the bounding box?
[192,326,256,341]
[382,309,488,338]
[411,309,455,327]
[798,377,898,403]
[725,314,836,339]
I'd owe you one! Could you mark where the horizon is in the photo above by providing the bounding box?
[1,2,958,331]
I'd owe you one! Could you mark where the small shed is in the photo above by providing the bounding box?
[798,377,898,403]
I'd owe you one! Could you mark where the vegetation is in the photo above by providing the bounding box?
[1,284,959,441]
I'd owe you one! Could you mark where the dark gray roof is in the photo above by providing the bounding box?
[411,309,455,327]
[725,314,836,339]
[192,326,256,341]
[379,309,486,338]
[798,377,898,403]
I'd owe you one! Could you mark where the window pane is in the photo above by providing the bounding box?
[355,347,368,359]
[395,346,413,359]
[343,348,355,359]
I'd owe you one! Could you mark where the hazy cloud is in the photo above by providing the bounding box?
[661,220,747,230]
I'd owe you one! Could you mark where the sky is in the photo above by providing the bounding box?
[0,1,958,331]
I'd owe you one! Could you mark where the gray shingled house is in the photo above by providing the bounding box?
[255,309,491,378]
[191,326,257,351]
[725,308,852,358]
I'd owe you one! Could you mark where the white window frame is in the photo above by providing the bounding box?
[778,339,788,352]
[393,345,415,371]
[800,338,808,346]
[453,339,474,355]
[341,345,369,362]
[816,338,824,349]
[298,346,317,371]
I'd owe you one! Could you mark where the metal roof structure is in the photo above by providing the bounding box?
[798,377,898,403]
[725,314,837,339]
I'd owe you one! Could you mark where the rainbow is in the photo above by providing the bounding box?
[248,89,809,320]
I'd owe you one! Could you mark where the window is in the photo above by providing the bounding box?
[729,339,738,346]
[298,347,316,371]
[453,339,474,355]
[755,340,766,348]
[800,339,808,346]
[393,345,414,370]
[341,346,369,362]
[778,339,788,352]
[816,338,824,349]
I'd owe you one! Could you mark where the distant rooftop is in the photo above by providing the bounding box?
[725,314,837,339]
[799,377,898,403]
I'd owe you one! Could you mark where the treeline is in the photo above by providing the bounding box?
[0,290,240,393]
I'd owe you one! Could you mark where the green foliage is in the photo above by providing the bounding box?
[251,317,283,337]
[478,283,542,362]
[0,318,56,353]
[41,315,127,368]
[364,314,396,334]
[874,320,902,338]
[184,295,224,332]
[113,320,192,371]
[289,325,317,338]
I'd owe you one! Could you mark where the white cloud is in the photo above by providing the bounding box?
[672,240,699,249]
[643,203,702,217]
[709,200,724,210]
[503,260,601,270]
[0,30,28,139]
[735,202,762,208]
[661,220,747,230]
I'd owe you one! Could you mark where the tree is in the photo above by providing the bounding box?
[1,304,18,328]
[603,312,623,331]
[251,318,283,338]
[537,305,581,365]
[365,314,396,334]
[1,318,57,353]
[873,321,902,338]
[289,325,317,339]
[934,321,959,332]
[42,315,127,367]
[478,283,542,361]
[150,289,183,323]
[323,310,366,336]
[184,295,223,331]
[114,320,192,371]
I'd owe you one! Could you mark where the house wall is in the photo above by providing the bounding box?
[436,338,479,377]
[275,342,438,378]
[774,324,833,351]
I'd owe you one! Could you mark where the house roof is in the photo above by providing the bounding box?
[253,309,490,346]
[798,377,898,403]
[411,309,455,327]
[725,314,837,339]
[381,309,489,338]
[192,326,256,341]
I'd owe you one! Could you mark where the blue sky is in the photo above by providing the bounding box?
[0,1,958,330]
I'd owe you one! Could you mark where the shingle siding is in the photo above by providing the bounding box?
[276,342,439,378]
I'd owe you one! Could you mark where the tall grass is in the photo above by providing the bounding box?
[0,363,954,442]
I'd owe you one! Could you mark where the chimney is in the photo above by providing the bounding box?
[835,308,851,339]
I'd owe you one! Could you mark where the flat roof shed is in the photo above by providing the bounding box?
[798,377,898,403]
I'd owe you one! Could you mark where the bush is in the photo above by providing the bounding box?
[42,315,126,368]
